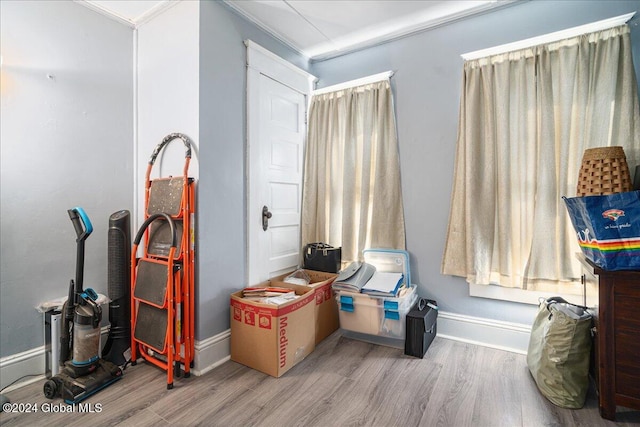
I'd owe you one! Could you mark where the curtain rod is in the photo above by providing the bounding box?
[313,70,394,95]
[461,12,635,61]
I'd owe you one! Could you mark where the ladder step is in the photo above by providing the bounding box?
[134,303,168,352]
[133,259,169,307]
[147,177,185,216]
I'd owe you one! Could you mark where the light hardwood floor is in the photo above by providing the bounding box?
[1,333,638,427]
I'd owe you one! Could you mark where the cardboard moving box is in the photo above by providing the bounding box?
[230,283,315,378]
[273,269,338,345]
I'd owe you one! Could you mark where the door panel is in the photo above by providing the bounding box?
[271,139,301,172]
[261,76,305,279]
[270,95,300,132]
[249,74,306,284]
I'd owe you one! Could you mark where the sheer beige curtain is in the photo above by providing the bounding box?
[302,79,405,266]
[442,25,640,292]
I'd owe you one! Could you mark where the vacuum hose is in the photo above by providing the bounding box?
[59,280,75,365]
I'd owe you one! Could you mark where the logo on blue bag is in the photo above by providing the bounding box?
[602,209,625,221]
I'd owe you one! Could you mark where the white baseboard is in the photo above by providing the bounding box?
[0,328,233,391]
[191,329,231,376]
[0,346,46,392]
[437,310,531,354]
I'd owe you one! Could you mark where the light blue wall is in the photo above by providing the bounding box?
[0,1,133,359]
[197,0,310,339]
[310,0,640,325]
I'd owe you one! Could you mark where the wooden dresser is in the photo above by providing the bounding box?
[579,256,640,420]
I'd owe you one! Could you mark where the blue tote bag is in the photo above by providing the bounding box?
[563,191,640,271]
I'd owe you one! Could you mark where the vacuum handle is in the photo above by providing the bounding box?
[148,133,192,165]
[68,207,93,242]
[133,213,177,248]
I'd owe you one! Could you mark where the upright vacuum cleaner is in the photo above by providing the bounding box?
[43,207,123,404]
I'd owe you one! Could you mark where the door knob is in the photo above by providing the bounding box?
[262,205,272,231]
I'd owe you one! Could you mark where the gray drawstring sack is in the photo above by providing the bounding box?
[526,296,593,409]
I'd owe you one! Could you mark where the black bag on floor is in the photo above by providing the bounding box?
[303,243,341,273]
[405,298,438,358]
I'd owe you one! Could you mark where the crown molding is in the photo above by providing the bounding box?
[74,0,180,28]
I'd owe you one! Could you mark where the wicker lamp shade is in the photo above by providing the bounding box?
[576,146,633,196]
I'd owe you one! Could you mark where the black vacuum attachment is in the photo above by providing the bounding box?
[102,210,131,367]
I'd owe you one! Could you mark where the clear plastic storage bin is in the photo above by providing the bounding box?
[337,285,417,347]
[336,248,416,348]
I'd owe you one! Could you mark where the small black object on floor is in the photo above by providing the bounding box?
[405,298,438,358]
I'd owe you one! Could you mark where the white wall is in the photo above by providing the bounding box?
[136,0,200,230]
[0,0,133,386]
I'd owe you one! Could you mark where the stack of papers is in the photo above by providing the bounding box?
[332,262,375,293]
[242,287,295,300]
[361,272,404,297]
[263,293,299,305]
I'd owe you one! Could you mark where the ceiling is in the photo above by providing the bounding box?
[80,0,517,61]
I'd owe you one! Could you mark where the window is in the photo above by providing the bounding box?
[301,74,406,266]
[442,16,640,303]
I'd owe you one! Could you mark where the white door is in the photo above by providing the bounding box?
[246,41,315,285]
[257,75,305,280]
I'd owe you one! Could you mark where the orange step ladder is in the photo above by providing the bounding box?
[130,133,195,389]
